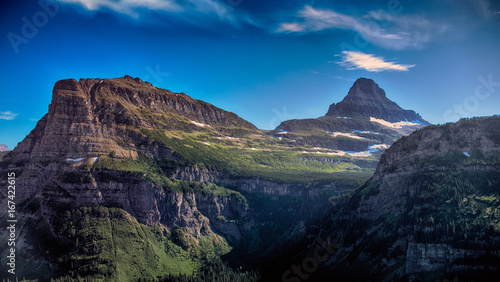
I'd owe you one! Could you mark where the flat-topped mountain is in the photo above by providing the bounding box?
[326,78,429,124]
[12,75,259,162]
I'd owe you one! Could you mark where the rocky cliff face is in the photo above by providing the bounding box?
[0,76,266,279]
[6,75,263,201]
[326,78,428,124]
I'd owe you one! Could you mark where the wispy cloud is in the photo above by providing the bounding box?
[0,111,18,120]
[57,0,181,17]
[56,0,239,23]
[275,6,446,50]
[337,51,415,72]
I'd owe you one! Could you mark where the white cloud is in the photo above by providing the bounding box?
[0,111,18,120]
[275,6,445,50]
[337,51,415,72]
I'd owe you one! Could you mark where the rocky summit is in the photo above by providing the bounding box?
[326,77,429,124]
[270,78,430,154]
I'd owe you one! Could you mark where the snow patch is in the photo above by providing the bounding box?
[214,136,240,141]
[190,120,211,127]
[341,150,372,157]
[353,130,380,135]
[370,117,421,129]
[67,158,85,162]
[369,144,389,151]
[339,143,389,158]
[331,132,367,140]
[463,152,470,157]
[301,150,345,156]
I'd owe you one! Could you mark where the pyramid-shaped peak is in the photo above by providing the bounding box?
[325,78,429,124]
[347,77,386,98]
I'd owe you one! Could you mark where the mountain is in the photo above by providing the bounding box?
[326,77,428,124]
[268,116,500,281]
[12,75,258,162]
[270,78,430,155]
[0,76,373,281]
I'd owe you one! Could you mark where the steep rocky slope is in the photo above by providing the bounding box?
[269,116,500,281]
[271,78,429,154]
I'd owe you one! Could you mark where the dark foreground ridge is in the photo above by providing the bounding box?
[265,116,500,281]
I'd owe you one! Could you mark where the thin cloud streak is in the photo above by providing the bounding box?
[0,111,18,121]
[57,0,182,18]
[337,51,415,72]
[56,0,238,22]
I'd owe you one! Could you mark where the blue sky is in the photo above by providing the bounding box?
[1,0,500,149]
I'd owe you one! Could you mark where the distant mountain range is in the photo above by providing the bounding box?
[3,75,496,281]
[0,144,10,151]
